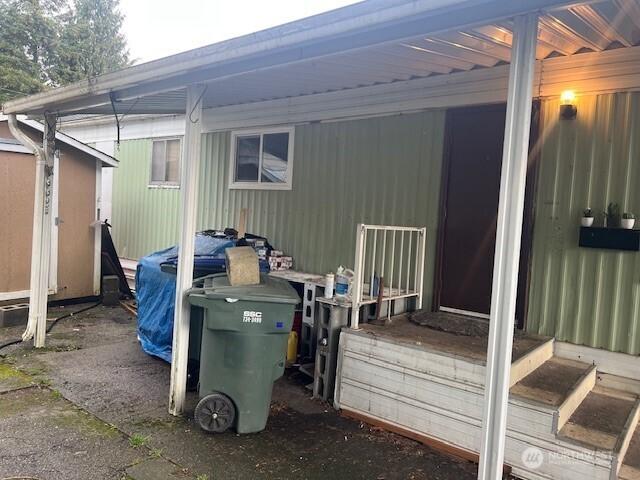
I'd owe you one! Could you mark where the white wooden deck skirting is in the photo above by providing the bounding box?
[335,330,615,480]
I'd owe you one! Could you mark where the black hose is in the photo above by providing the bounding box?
[0,302,101,355]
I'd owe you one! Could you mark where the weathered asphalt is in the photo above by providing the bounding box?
[0,304,478,480]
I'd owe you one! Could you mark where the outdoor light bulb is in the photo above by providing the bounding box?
[560,90,576,105]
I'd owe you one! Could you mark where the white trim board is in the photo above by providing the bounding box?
[0,141,31,154]
[0,115,119,167]
[554,341,640,382]
[0,289,55,302]
[61,115,185,144]
[93,158,102,295]
[49,151,59,292]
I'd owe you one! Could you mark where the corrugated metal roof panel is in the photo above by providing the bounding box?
[35,0,640,116]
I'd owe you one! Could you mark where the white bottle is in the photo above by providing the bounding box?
[324,273,335,299]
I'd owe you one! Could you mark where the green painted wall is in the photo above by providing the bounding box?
[111,139,181,259]
[527,92,640,354]
[113,110,446,309]
[112,92,640,354]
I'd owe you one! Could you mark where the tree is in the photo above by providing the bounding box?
[0,0,63,104]
[52,0,129,85]
[0,0,129,105]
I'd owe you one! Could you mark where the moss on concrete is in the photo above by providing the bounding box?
[48,406,120,438]
[0,361,33,391]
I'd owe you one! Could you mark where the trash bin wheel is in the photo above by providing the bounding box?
[195,393,236,433]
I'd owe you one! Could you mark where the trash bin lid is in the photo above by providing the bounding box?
[189,273,300,304]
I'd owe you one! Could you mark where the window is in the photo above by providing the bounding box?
[150,138,181,186]
[229,128,294,189]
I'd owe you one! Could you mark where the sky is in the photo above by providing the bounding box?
[119,0,362,64]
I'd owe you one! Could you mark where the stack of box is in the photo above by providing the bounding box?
[268,250,293,271]
[245,238,268,261]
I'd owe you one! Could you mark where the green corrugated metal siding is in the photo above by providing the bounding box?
[527,92,640,354]
[112,139,181,259]
[113,111,446,309]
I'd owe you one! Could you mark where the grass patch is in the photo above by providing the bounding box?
[196,475,209,480]
[149,447,164,458]
[129,433,149,448]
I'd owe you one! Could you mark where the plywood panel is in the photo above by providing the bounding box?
[0,150,35,292]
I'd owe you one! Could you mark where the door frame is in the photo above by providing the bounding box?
[432,101,541,330]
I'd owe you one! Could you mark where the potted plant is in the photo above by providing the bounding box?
[581,208,594,227]
[622,212,636,230]
[604,202,621,228]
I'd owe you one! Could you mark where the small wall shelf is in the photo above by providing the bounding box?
[579,226,640,252]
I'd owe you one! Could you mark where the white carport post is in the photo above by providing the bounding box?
[478,13,538,480]
[169,84,206,416]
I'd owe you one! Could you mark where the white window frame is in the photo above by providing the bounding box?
[148,136,182,188]
[228,126,294,190]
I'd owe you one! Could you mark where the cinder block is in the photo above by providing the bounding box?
[0,303,29,328]
[102,275,120,306]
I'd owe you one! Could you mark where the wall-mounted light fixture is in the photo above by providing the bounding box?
[560,90,577,120]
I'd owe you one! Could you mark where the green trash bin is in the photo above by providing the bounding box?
[188,273,300,434]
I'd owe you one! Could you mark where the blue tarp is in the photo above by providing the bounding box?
[136,234,269,362]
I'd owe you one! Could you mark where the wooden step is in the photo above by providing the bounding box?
[509,337,554,387]
[511,357,593,407]
[620,427,640,480]
[510,357,596,435]
[559,387,638,452]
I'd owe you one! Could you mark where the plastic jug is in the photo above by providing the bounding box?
[335,266,354,299]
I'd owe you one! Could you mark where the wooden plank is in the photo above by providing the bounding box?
[555,342,640,382]
[556,364,597,433]
[340,407,483,465]
[237,207,248,239]
[509,337,554,387]
[614,399,640,480]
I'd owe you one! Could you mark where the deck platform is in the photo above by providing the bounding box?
[335,313,640,480]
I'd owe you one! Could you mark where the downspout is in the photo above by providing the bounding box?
[7,114,46,343]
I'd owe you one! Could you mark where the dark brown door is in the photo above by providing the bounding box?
[438,105,507,317]
[435,103,540,324]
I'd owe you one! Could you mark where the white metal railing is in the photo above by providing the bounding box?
[351,224,427,329]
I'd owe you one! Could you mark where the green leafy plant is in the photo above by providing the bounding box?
[604,202,621,227]
[623,212,636,220]
[583,208,593,218]
[128,433,149,448]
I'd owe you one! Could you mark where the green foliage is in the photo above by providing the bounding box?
[128,433,149,448]
[52,0,129,85]
[0,0,129,105]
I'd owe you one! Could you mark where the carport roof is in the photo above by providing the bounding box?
[2,0,639,117]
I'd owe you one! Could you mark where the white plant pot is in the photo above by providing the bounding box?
[581,217,594,227]
[621,218,635,230]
